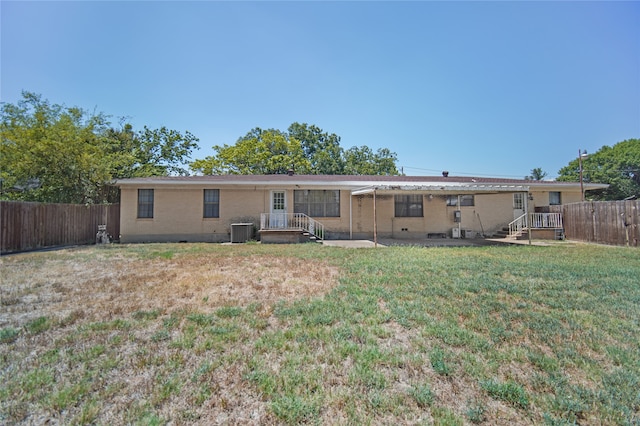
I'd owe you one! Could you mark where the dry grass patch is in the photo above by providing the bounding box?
[1,245,340,328]
[1,243,639,425]
[0,244,340,424]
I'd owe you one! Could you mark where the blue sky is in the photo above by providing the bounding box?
[2,1,638,179]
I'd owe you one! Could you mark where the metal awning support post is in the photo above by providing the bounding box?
[349,194,353,240]
[373,188,378,248]
[457,194,462,238]
[526,191,532,246]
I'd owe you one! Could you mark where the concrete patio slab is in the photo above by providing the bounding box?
[321,240,386,248]
[321,238,556,248]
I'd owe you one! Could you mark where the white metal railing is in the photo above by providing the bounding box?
[509,213,528,237]
[529,212,563,230]
[508,213,563,237]
[260,213,325,241]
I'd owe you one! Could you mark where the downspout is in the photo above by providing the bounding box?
[526,190,531,246]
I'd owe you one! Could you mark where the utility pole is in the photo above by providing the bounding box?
[579,150,588,201]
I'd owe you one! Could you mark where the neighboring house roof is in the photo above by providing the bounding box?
[114,175,608,193]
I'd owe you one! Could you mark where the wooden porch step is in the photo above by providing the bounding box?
[494,227,511,238]
[302,232,322,243]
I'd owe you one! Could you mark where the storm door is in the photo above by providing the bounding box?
[270,190,287,228]
[513,193,525,220]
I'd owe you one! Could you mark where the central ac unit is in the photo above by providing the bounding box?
[231,223,254,243]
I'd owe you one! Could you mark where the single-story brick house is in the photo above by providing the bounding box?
[114,174,607,243]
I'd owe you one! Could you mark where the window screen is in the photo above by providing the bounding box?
[137,189,154,218]
[203,189,220,218]
[395,194,423,217]
[549,192,561,205]
[294,190,340,217]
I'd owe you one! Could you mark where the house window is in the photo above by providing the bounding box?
[549,192,561,205]
[137,189,154,218]
[203,189,220,218]
[513,193,524,210]
[446,195,475,207]
[294,190,340,217]
[395,194,423,217]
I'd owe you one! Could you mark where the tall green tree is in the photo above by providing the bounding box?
[556,139,640,200]
[343,146,398,175]
[525,167,548,181]
[191,128,310,175]
[1,92,199,204]
[287,122,344,174]
[190,122,399,176]
[1,93,111,203]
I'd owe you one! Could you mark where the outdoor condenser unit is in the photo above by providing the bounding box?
[230,223,254,243]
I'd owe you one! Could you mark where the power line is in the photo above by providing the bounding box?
[402,165,639,177]
[401,166,529,179]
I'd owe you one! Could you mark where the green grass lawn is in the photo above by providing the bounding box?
[1,243,639,425]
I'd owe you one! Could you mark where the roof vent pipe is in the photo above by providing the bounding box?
[442,171,449,177]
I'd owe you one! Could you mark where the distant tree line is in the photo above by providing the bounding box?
[190,123,399,176]
[0,92,398,204]
[2,92,637,204]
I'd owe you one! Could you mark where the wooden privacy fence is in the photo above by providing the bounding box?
[551,201,639,247]
[0,201,120,254]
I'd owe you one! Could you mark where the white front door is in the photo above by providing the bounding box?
[513,193,525,220]
[270,191,286,228]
